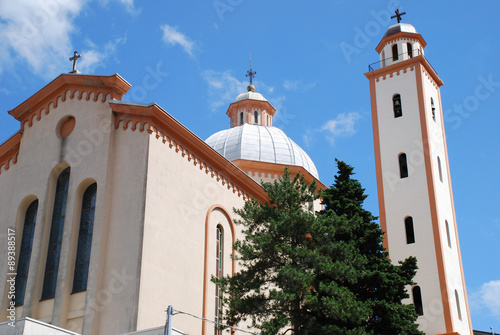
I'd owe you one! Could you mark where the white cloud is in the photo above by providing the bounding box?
[161,24,195,57]
[78,37,127,74]
[471,280,500,320]
[283,79,316,91]
[202,70,247,112]
[0,0,134,78]
[202,70,280,116]
[0,0,85,77]
[303,112,361,146]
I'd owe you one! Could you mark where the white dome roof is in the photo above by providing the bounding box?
[235,91,268,102]
[205,124,319,179]
[383,23,417,38]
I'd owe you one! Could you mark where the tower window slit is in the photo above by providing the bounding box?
[455,290,462,321]
[445,220,452,248]
[405,217,415,244]
[413,286,424,316]
[437,156,443,182]
[399,153,409,178]
[431,97,436,121]
[393,94,402,118]
[392,44,399,61]
[407,43,413,58]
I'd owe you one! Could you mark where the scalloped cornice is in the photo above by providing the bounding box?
[0,132,22,175]
[110,101,269,202]
[9,74,131,131]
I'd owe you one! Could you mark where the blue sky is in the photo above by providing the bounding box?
[0,0,499,332]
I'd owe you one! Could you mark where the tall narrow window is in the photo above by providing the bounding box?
[407,43,413,58]
[254,111,258,124]
[431,97,436,121]
[41,167,70,300]
[14,200,38,306]
[239,112,244,125]
[455,290,462,321]
[393,94,402,118]
[413,286,424,316]
[437,156,443,182]
[392,44,399,61]
[72,183,97,293]
[445,220,452,248]
[399,153,409,178]
[266,115,269,126]
[214,225,223,335]
[405,217,415,244]
[381,50,386,67]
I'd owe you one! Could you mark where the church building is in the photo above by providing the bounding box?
[0,17,474,335]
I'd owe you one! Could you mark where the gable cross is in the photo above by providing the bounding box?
[69,51,82,73]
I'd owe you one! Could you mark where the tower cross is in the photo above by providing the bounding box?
[69,51,82,73]
[246,58,256,85]
[391,9,406,23]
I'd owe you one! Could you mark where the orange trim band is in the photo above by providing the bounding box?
[415,63,453,332]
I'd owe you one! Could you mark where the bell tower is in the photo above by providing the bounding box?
[365,17,473,335]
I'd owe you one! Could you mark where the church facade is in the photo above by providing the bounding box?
[0,20,473,335]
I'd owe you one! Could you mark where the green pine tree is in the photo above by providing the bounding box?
[214,162,423,335]
[318,159,422,335]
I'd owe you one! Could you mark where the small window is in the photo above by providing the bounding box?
[455,290,462,321]
[407,43,413,58]
[72,183,97,293]
[413,286,424,316]
[399,153,409,178]
[254,111,258,124]
[392,44,399,61]
[266,115,269,126]
[381,50,386,67]
[445,220,452,248]
[431,97,436,121]
[437,156,443,182]
[405,217,415,244]
[41,167,70,300]
[393,94,402,118]
[239,112,244,125]
[15,200,38,306]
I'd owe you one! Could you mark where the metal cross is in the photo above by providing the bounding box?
[69,51,82,73]
[246,57,256,85]
[391,9,406,23]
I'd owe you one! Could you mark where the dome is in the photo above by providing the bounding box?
[206,124,319,179]
[235,91,268,103]
[383,23,417,38]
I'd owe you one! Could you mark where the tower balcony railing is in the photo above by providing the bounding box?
[367,49,437,74]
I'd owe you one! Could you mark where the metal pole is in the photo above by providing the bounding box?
[164,305,173,335]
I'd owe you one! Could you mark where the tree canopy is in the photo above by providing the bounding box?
[214,161,422,335]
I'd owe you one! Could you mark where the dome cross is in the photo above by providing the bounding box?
[246,57,256,86]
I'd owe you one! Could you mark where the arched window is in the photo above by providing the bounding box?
[455,290,462,321]
[72,183,97,293]
[392,44,399,61]
[393,94,402,118]
[431,97,436,121]
[437,156,443,182]
[399,153,409,178]
[214,225,224,335]
[445,220,452,248]
[254,111,258,124]
[407,43,413,58]
[413,286,424,316]
[239,112,244,125]
[14,200,38,306]
[41,167,70,300]
[405,217,415,244]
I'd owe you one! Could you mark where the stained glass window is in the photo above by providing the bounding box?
[72,183,97,293]
[41,167,70,300]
